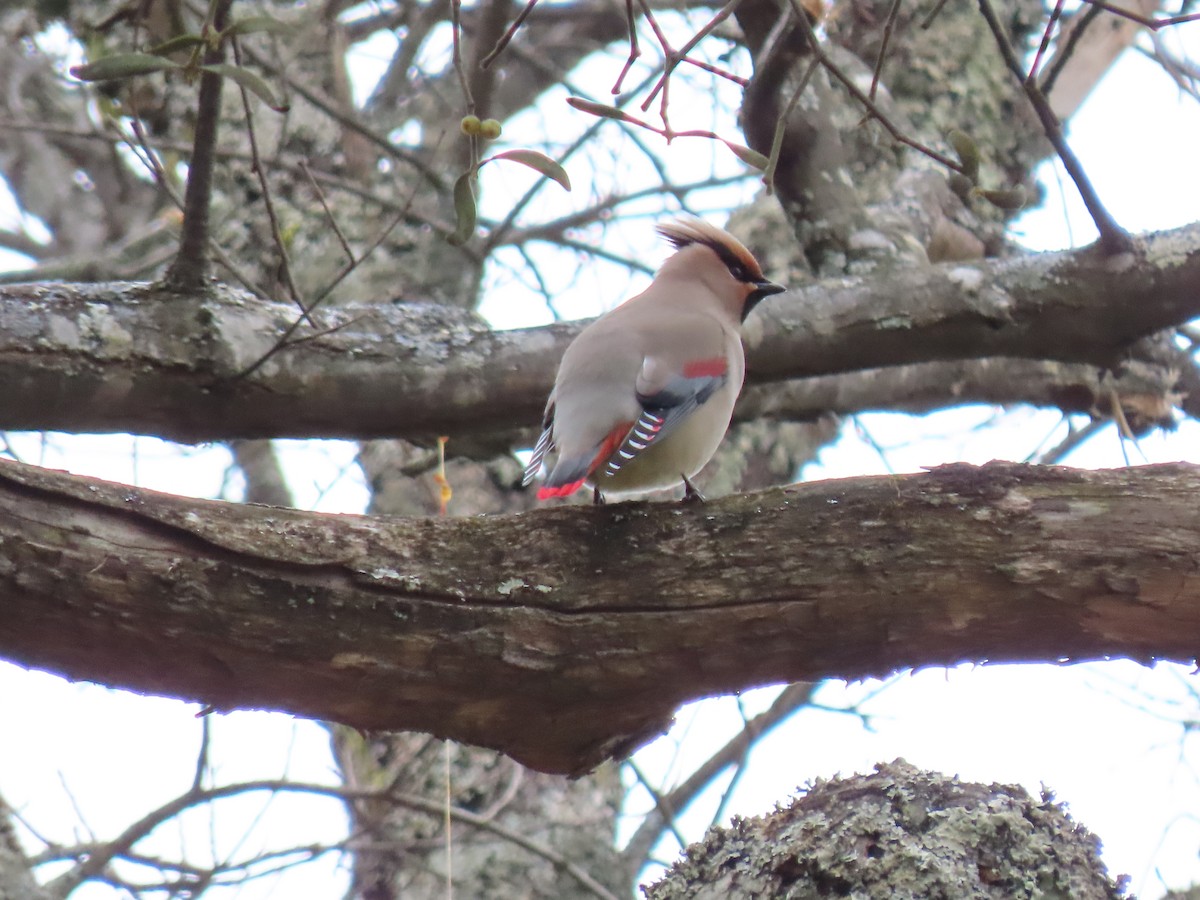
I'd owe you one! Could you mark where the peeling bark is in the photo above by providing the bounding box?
[1,457,1197,775]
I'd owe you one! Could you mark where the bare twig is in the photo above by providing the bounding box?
[869,0,905,100]
[238,42,446,189]
[39,776,620,899]
[763,56,822,192]
[785,0,965,172]
[975,0,1133,255]
[232,176,429,382]
[450,0,475,112]
[466,0,515,116]
[613,0,642,95]
[1038,2,1105,97]
[229,35,313,325]
[480,0,541,69]
[1027,0,1067,82]
[1079,0,1200,28]
[190,717,211,794]
[621,683,817,875]
[641,0,748,112]
[625,759,688,855]
[919,0,953,28]
[1031,417,1110,464]
[708,695,754,827]
[299,161,355,265]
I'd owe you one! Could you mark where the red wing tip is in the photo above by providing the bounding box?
[537,479,587,500]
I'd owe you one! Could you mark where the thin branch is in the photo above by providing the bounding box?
[299,161,355,265]
[869,0,905,100]
[164,0,234,292]
[451,0,476,112]
[708,695,754,827]
[613,0,642,94]
[640,0,748,111]
[232,174,430,382]
[124,118,274,299]
[238,42,446,190]
[1031,417,1110,464]
[480,0,541,69]
[975,0,1132,255]
[1079,0,1200,28]
[763,55,822,192]
[1039,2,1105,97]
[624,760,688,854]
[1027,0,1067,82]
[466,0,516,117]
[785,0,964,172]
[229,35,312,326]
[483,68,667,252]
[191,717,211,794]
[43,779,619,900]
[621,683,817,874]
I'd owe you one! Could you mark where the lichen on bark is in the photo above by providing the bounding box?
[644,759,1128,899]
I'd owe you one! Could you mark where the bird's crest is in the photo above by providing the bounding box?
[656,218,765,285]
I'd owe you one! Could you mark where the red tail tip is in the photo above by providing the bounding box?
[537,479,586,500]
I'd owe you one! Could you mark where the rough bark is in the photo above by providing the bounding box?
[0,220,1195,444]
[645,759,1127,899]
[1,456,1197,776]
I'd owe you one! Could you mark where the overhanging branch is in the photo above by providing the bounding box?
[0,223,1196,445]
[0,457,1197,774]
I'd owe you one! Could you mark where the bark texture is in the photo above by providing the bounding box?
[1,457,1197,775]
[0,220,1196,444]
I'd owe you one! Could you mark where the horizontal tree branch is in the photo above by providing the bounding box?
[1,457,1197,774]
[738,354,1182,431]
[0,222,1196,445]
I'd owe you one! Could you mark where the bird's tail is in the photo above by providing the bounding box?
[536,423,630,500]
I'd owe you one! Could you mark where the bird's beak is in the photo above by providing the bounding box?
[743,280,786,320]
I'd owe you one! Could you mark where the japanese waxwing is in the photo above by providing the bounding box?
[523,218,785,503]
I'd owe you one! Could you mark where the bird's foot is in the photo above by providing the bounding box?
[593,486,606,505]
[681,474,706,503]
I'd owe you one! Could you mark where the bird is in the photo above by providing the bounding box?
[523,217,785,503]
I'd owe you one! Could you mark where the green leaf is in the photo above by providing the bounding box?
[70,53,182,82]
[199,63,289,112]
[947,172,974,201]
[721,139,769,171]
[222,15,295,38]
[146,33,207,57]
[483,149,571,191]
[566,97,639,124]
[947,129,980,181]
[978,186,1027,210]
[446,173,477,246]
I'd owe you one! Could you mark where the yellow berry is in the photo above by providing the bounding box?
[479,118,502,140]
[460,115,481,136]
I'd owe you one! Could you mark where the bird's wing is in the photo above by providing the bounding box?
[602,354,728,477]
[522,404,556,487]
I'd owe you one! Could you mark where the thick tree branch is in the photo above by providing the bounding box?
[0,457,1198,775]
[0,222,1196,444]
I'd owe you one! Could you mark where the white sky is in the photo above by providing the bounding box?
[1,11,1200,899]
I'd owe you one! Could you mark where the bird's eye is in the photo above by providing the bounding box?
[728,263,749,281]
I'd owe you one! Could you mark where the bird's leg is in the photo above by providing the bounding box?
[593,486,606,505]
[681,474,706,503]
